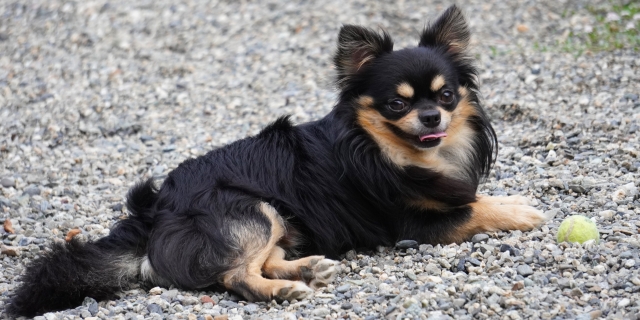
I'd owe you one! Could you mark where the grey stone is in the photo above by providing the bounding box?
[345,250,357,260]
[336,284,351,293]
[147,303,163,315]
[516,264,534,276]
[499,244,520,256]
[312,307,330,317]
[162,145,176,152]
[243,303,259,313]
[88,301,98,316]
[396,240,419,249]
[452,298,466,308]
[23,186,41,196]
[161,289,179,301]
[181,296,199,305]
[471,234,489,243]
[569,185,587,194]
[140,135,154,142]
[468,258,481,266]
[218,300,239,308]
[43,313,57,320]
[1,178,15,188]
[531,64,541,75]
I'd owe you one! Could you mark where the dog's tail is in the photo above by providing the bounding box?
[6,179,158,318]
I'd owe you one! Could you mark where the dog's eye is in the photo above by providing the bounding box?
[439,90,455,104]
[387,99,407,112]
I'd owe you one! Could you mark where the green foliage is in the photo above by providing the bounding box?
[541,2,638,54]
[584,2,639,51]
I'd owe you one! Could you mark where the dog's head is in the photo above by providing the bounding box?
[334,5,495,177]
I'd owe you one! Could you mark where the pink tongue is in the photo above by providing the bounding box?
[419,132,447,141]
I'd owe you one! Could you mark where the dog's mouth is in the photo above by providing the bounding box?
[419,132,447,142]
[386,123,447,149]
[414,131,447,148]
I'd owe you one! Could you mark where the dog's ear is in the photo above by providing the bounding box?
[419,5,470,56]
[333,25,393,87]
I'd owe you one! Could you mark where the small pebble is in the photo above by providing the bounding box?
[1,177,15,188]
[149,287,162,295]
[147,303,163,315]
[336,284,351,293]
[471,234,489,243]
[500,244,520,256]
[312,308,330,317]
[396,240,419,249]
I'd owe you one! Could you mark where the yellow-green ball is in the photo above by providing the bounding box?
[557,215,599,244]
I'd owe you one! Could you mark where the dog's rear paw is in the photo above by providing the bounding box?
[301,258,339,289]
[276,282,313,301]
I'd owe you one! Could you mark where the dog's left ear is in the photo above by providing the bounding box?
[419,5,470,56]
[333,25,393,87]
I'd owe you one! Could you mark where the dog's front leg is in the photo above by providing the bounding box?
[444,194,552,243]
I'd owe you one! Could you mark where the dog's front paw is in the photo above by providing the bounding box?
[510,205,551,231]
[300,258,339,289]
[502,195,532,205]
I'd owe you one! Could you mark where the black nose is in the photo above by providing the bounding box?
[419,109,441,128]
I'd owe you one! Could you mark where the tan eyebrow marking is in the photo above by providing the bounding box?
[430,75,446,92]
[396,82,414,99]
[357,95,374,108]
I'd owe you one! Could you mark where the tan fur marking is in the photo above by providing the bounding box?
[356,108,452,171]
[447,42,466,54]
[476,195,530,205]
[263,246,323,280]
[445,196,546,243]
[396,82,414,98]
[439,95,476,144]
[393,110,422,133]
[436,92,478,180]
[357,95,374,108]
[430,75,446,92]
[223,203,284,285]
[408,198,447,210]
[222,203,311,301]
[357,109,429,167]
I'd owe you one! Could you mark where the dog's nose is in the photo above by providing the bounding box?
[419,109,441,128]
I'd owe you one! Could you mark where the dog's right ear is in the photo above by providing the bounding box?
[333,25,393,88]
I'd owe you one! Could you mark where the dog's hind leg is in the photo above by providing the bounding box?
[262,246,339,289]
[221,202,314,301]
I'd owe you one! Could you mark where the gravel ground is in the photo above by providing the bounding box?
[1,0,639,319]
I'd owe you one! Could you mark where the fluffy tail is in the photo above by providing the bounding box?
[6,179,158,317]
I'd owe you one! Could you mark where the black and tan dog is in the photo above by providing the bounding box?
[7,5,549,317]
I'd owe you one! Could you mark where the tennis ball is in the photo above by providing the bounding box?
[556,215,599,244]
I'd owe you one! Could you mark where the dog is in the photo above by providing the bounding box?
[7,5,548,317]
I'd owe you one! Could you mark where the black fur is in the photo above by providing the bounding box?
[7,5,498,317]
